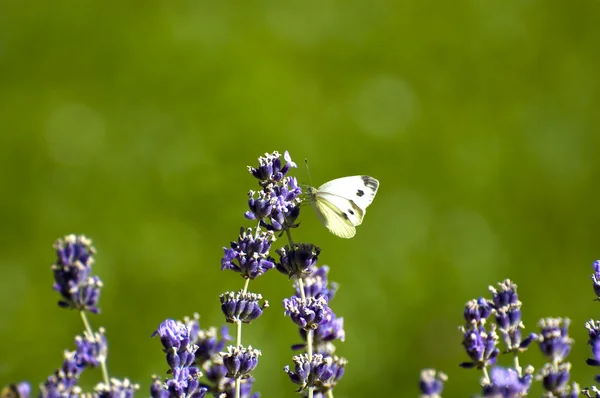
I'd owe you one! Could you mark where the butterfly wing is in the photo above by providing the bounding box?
[317,176,379,221]
[310,194,357,239]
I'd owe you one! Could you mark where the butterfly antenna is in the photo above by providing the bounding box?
[304,158,314,186]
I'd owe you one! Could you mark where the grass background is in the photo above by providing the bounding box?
[1,1,600,396]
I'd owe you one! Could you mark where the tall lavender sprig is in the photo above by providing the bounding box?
[218,150,299,398]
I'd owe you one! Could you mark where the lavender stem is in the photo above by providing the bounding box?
[80,310,109,386]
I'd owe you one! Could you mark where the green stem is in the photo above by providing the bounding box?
[482,366,490,385]
[307,329,314,398]
[242,278,250,295]
[513,354,522,377]
[80,311,110,386]
[285,228,294,246]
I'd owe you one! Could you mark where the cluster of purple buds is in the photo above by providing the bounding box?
[40,352,83,398]
[276,243,321,279]
[184,315,230,366]
[459,297,499,370]
[220,346,261,379]
[245,151,302,232]
[74,328,108,369]
[290,267,344,354]
[419,369,447,398]
[220,291,269,324]
[591,260,600,300]
[489,280,537,353]
[221,228,276,280]
[536,317,579,396]
[481,366,534,397]
[51,234,102,313]
[284,354,346,394]
[151,319,208,398]
[284,296,331,331]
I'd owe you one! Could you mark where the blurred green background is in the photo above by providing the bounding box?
[1,0,600,396]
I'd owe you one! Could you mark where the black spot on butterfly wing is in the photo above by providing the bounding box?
[356,189,365,197]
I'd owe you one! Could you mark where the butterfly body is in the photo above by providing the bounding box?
[307,175,379,238]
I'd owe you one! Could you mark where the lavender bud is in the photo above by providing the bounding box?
[40,352,83,398]
[537,317,573,364]
[152,319,197,371]
[482,366,534,397]
[284,354,346,393]
[537,362,571,395]
[247,150,296,186]
[220,291,268,324]
[295,266,338,301]
[592,260,600,300]
[459,324,499,369]
[221,346,261,379]
[184,316,230,366]
[419,369,447,398]
[52,234,102,313]
[296,313,345,354]
[586,319,600,367]
[221,228,275,279]
[74,328,107,368]
[464,297,492,326]
[276,244,321,278]
[284,296,331,330]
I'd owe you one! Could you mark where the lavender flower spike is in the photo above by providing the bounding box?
[74,328,108,368]
[464,297,492,326]
[586,319,600,369]
[220,291,269,324]
[276,243,321,278]
[537,317,573,364]
[52,234,103,313]
[221,346,261,379]
[459,324,499,369]
[284,354,345,393]
[247,150,297,185]
[419,369,447,398]
[40,351,84,398]
[481,366,534,397]
[592,260,600,300]
[489,279,537,353]
[221,228,276,280]
[284,296,331,331]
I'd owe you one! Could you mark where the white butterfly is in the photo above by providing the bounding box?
[307,175,380,239]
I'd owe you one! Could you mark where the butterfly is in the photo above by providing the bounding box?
[307,175,379,238]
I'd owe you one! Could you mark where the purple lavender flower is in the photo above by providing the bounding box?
[1,382,31,398]
[284,354,346,393]
[284,296,331,331]
[459,324,500,369]
[152,319,197,370]
[221,228,275,280]
[40,351,84,398]
[537,318,573,364]
[182,314,231,366]
[202,359,259,398]
[481,366,534,397]
[74,328,107,368]
[295,266,338,301]
[51,234,102,313]
[220,291,269,324]
[220,346,261,379]
[464,297,492,326]
[246,178,302,232]
[152,319,208,398]
[94,378,139,398]
[247,150,297,186]
[591,260,600,300]
[276,244,321,278]
[419,369,447,398]
[294,313,345,354]
[489,280,537,353]
[537,363,572,396]
[586,320,600,371]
